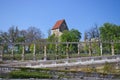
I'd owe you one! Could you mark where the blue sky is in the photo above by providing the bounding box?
[0,0,120,40]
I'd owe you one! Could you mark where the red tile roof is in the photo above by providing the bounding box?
[52,19,65,30]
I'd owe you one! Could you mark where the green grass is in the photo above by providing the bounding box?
[1,66,120,79]
[6,67,52,79]
[9,70,52,79]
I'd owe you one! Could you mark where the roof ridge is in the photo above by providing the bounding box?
[52,19,65,30]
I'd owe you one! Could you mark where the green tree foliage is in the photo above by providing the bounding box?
[60,29,81,42]
[30,44,34,53]
[99,23,120,41]
[99,23,120,54]
[60,29,81,53]
[91,42,100,55]
[47,34,58,55]
[47,29,81,56]
[47,34,58,42]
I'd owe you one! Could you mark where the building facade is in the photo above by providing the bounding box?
[51,19,69,37]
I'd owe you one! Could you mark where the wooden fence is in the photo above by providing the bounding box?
[0,41,120,61]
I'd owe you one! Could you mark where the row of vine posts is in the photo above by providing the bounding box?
[0,41,119,61]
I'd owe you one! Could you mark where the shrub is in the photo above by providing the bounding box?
[9,70,52,79]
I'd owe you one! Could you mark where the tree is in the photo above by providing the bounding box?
[17,30,27,43]
[99,23,120,55]
[60,29,81,53]
[47,34,59,56]
[0,32,9,43]
[60,29,81,42]
[47,34,58,42]
[8,26,19,43]
[84,25,100,55]
[47,28,51,37]
[70,29,81,41]
[0,26,44,55]
[0,26,19,43]
[0,36,2,43]
[0,26,20,56]
[85,24,100,41]
[99,23,120,41]
[25,27,43,42]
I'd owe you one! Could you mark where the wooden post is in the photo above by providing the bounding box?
[44,45,47,61]
[33,43,36,60]
[0,45,3,61]
[89,41,91,56]
[55,43,58,60]
[21,45,25,61]
[11,45,14,61]
[100,42,103,56]
[78,43,80,55]
[111,42,114,55]
[66,43,69,59]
